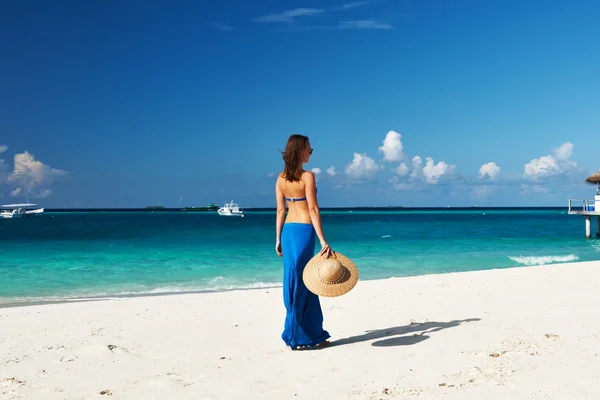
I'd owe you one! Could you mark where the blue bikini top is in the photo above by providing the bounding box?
[286,196,307,203]
[285,187,316,203]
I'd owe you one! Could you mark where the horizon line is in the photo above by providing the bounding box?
[42,205,571,211]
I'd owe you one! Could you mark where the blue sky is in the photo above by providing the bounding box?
[1,0,599,208]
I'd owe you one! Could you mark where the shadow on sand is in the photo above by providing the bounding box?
[330,318,481,348]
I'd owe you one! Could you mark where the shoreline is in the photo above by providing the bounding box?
[1,259,595,309]
[0,284,283,309]
[3,259,600,399]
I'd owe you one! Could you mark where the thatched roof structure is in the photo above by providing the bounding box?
[585,170,600,185]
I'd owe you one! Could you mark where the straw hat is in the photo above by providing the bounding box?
[303,252,358,297]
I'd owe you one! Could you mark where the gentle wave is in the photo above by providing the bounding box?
[0,281,282,306]
[508,254,579,266]
[590,242,600,252]
[110,281,282,295]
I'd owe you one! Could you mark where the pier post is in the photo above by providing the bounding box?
[597,216,600,238]
[586,216,591,239]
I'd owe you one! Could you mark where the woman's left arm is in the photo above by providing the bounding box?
[275,177,286,256]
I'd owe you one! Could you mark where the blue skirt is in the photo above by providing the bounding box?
[280,223,330,349]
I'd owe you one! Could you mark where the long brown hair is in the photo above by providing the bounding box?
[281,134,309,182]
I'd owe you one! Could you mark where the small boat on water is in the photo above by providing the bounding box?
[184,202,219,212]
[217,199,244,217]
[1,203,45,219]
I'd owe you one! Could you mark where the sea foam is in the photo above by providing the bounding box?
[509,254,579,266]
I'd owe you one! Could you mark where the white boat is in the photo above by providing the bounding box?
[217,199,244,217]
[1,203,45,219]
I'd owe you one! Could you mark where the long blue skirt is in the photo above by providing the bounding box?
[281,223,330,349]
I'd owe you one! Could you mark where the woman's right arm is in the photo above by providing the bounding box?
[275,177,286,256]
[304,172,334,257]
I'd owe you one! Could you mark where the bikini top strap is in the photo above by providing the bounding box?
[285,196,307,202]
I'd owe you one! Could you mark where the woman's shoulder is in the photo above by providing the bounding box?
[278,170,313,185]
[301,170,315,181]
[277,173,294,186]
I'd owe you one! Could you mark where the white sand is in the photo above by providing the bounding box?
[3,261,600,399]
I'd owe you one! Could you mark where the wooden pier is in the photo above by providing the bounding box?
[568,198,600,239]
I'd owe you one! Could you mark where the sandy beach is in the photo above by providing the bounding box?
[3,261,600,399]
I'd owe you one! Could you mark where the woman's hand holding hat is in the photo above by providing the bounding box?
[303,250,358,297]
[319,241,336,259]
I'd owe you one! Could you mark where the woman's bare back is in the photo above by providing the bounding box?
[277,171,312,224]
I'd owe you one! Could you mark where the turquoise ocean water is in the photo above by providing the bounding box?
[1,209,598,305]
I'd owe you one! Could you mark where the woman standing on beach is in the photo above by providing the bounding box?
[275,134,335,350]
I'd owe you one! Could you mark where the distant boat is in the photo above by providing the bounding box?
[1,203,44,219]
[184,202,219,212]
[145,205,166,210]
[217,199,244,217]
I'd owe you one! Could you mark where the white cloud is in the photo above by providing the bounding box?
[255,1,392,30]
[389,176,412,191]
[7,151,67,197]
[523,142,577,181]
[555,142,573,160]
[0,145,6,171]
[479,162,500,180]
[421,157,455,184]
[267,172,275,178]
[332,1,376,11]
[311,167,321,175]
[521,184,552,194]
[524,156,558,179]
[256,2,376,24]
[395,162,409,176]
[345,152,381,180]
[11,187,52,198]
[36,188,53,198]
[254,8,323,23]
[410,156,423,179]
[345,130,456,190]
[378,130,405,162]
[326,166,337,176]
[211,22,235,31]
[407,155,455,184]
[338,20,394,30]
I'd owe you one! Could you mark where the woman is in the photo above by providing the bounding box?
[275,134,335,350]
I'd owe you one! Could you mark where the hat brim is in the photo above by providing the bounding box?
[303,252,359,297]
